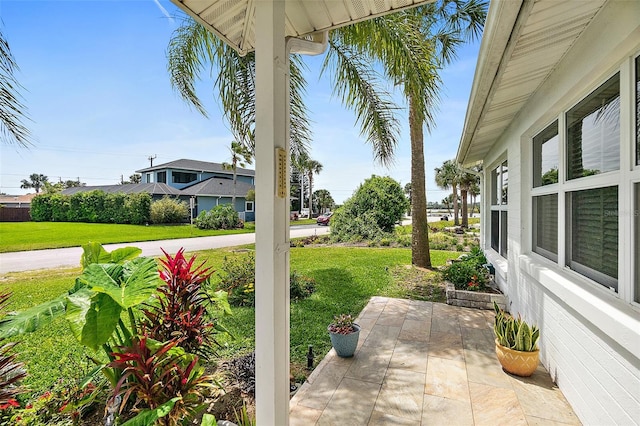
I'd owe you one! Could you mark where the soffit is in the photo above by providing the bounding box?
[170,0,432,56]
[458,0,606,166]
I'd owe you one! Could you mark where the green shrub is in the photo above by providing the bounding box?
[125,193,151,225]
[396,234,411,247]
[218,253,256,307]
[30,194,53,221]
[289,271,316,301]
[195,204,242,230]
[428,232,458,250]
[217,253,315,306]
[442,256,490,291]
[330,175,408,242]
[29,191,151,224]
[150,196,188,224]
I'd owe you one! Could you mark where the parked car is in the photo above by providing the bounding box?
[316,212,333,226]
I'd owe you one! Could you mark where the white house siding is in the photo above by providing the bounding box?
[479,1,640,424]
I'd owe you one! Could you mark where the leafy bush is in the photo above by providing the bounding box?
[29,191,151,224]
[218,253,256,307]
[195,204,242,230]
[289,271,316,301]
[108,338,213,425]
[142,249,231,359]
[442,256,490,291]
[330,175,408,242]
[428,232,458,250]
[221,352,255,397]
[217,253,315,306]
[150,196,189,224]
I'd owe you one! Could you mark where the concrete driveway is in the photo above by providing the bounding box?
[0,225,330,274]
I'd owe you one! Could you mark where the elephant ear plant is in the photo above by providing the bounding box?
[0,243,231,424]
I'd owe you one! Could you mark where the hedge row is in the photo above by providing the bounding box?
[31,191,151,224]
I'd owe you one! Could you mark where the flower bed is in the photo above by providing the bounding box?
[445,281,506,310]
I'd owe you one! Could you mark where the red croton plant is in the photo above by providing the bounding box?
[108,248,231,424]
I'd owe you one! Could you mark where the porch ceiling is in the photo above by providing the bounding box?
[457,0,606,166]
[170,0,433,56]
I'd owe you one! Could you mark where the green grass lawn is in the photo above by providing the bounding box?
[1,246,459,399]
[0,221,260,253]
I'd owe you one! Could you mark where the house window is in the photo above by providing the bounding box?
[533,121,559,187]
[533,194,558,262]
[636,55,639,166]
[566,186,618,291]
[245,201,254,212]
[172,172,197,184]
[146,173,152,183]
[635,184,640,303]
[566,73,620,180]
[157,171,166,183]
[490,160,508,257]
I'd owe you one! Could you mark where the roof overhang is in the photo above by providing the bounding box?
[456,0,607,167]
[170,0,433,56]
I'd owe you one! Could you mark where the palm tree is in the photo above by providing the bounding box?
[222,140,253,206]
[313,189,335,213]
[458,170,479,228]
[1,29,31,147]
[435,159,461,225]
[167,1,486,268]
[303,159,322,216]
[337,0,486,267]
[20,173,48,193]
[468,180,480,215]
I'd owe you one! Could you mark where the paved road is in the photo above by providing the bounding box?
[0,225,330,274]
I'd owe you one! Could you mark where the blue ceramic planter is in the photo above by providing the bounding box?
[328,323,361,357]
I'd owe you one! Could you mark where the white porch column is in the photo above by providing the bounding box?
[254,1,290,425]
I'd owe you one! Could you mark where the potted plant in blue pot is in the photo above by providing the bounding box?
[328,314,360,357]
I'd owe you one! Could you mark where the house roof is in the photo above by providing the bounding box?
[61,183,182,196]
[180,177,254,197]
[170,0,433,56]
[0,193,37,204]
[136,158,255,177]
[456,0,607,166]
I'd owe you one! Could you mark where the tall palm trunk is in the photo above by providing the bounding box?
[452,182,459,225]
[409,96,431,268]
[460,186,468,228]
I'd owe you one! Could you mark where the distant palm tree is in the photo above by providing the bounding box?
[1,29,31,147]
[458,169,479,228]
[468,181,480,214]
[20,173,48,193]
[298,156,322,216]
[313,189,335,213]
[435,159,461,225]
[222,140,253,206]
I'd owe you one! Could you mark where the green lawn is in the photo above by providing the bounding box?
[0,221,259,253]
[1,246,459,399]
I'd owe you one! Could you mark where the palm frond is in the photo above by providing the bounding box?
[322,41,400,166]
[167,16,219,117]
[0,30,32,147]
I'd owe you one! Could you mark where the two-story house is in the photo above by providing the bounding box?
[63,159,255,221]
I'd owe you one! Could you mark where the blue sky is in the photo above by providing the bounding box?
[0,0,480,204]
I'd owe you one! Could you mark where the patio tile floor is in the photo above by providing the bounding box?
[290,297,580,426]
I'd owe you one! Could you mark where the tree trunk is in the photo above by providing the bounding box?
[452,183,459,226]
[308,172,313,217]
[409,96,431,268]
[461,187,468,228]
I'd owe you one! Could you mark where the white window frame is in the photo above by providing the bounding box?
[245,200,254,212]
[528,52,640,306]
[490,159,508,258]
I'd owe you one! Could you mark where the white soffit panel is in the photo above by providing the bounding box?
[171,0,433,56]
[458,0,606,166]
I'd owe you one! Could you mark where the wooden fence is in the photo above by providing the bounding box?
[0,207,31,222]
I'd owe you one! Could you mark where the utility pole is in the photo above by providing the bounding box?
[148,154,157,167]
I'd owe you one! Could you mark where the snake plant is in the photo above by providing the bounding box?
[493,302,540,352]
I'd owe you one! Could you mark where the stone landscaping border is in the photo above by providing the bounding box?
[445,281,506,310]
